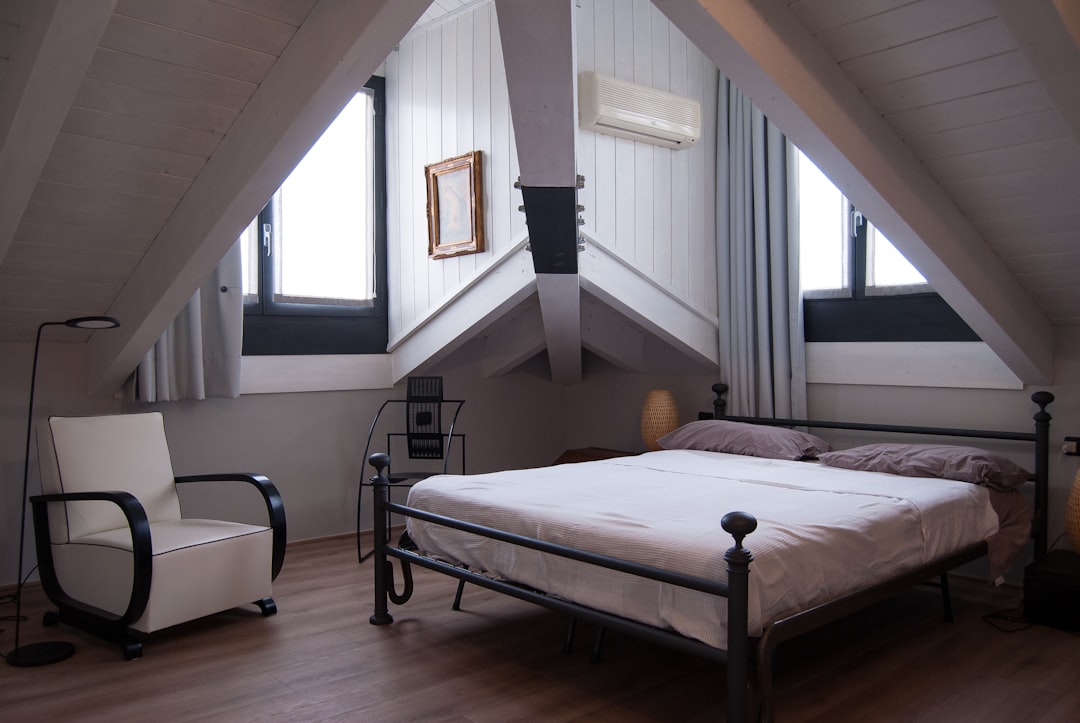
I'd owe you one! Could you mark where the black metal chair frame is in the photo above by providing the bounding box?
[357,395,465,562]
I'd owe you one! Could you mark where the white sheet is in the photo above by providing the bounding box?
[405,449,999,648]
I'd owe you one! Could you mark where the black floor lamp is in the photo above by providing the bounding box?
[6,315,120,668]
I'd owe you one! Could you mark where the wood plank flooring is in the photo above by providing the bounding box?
[2,535,1079,722]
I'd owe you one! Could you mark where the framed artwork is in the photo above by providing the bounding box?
[425,150,484,259]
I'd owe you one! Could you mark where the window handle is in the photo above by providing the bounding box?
[850,210,864,237]
[262,223,272,257]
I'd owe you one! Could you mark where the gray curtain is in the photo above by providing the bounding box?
[135,242,243,402]
[716,75,806,418]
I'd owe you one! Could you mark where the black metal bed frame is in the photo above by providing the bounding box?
[368,385,1053,722]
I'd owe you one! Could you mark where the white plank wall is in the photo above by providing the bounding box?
[386,1,526,343]
[576,0,717,317]
[386,0,720,343]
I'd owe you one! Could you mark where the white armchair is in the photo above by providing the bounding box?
[29,412,286,659]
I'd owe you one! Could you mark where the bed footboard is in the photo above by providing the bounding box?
[366,452,758,722]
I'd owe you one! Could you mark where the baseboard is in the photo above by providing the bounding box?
[288,526,406,549]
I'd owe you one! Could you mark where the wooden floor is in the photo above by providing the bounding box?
[2,535,1079,722]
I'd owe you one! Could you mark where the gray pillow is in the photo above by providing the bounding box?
[816,443,1030,490]
[657,420,832,461]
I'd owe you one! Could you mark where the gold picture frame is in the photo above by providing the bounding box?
[425,150,484,259]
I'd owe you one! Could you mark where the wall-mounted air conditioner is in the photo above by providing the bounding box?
[578,71,701,150]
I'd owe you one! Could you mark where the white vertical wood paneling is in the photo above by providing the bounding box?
[388,0,720,341]
[591,0,616,254]
[424,29,442,306]
[650,9,671,283]
[388,1,522,341]
[463,6,484,281]
[668,26,689,300]
[574,0,717,316]
[489,6,515,262]
[576,2,596,236]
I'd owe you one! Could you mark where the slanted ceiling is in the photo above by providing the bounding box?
[0,0,1077,393]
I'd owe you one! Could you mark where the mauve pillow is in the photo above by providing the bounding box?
[657,420,831,461]
[816,443,1030,490]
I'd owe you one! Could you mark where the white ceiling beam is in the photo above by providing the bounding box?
[494,0,581,384]
[493,0,576,187]
[0,0,116,265]
[536,274,582,385]
[654,0,1054,384]
[993,0,1080,144]
[86,0,431,395]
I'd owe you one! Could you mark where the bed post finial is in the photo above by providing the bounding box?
[369,453,394,626]
[711,383,729,419]
[1031,390,1054,411]
[721,510,755,723]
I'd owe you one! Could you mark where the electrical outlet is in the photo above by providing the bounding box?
[1064,437,1080,455]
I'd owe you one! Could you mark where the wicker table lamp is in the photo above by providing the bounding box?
[641,389,679,451]
[1068,467,1080,553]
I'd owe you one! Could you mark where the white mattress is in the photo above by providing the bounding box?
[404,449,999,648]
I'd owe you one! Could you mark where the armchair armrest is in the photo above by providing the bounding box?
[28,491,152,627]
[174,473,286,580]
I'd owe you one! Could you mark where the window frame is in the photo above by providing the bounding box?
[802,200,978,343]
[242,76,388,356]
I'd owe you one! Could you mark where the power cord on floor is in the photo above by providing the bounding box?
[0,565,37,624]
[982,604,1031,633]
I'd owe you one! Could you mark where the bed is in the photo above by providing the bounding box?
[366,385,1053,721]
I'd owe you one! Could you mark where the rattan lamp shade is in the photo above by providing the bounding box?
[641,389,679,451]
[1068,468,1080,552]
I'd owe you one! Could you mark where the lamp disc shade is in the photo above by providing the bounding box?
[64,316,120,329]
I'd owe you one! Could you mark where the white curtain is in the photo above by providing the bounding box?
[135,242,243,402]
[716,75,806,418]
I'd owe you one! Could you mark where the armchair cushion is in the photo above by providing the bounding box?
[42,413,181,539]
[53,520,272,633]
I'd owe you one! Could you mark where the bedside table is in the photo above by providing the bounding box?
[552,447,634,465]
[1024,549,1080,631]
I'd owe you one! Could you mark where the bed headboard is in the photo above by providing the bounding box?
[704,382,1055,561]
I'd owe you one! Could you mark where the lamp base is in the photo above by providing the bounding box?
[6,640,75,667]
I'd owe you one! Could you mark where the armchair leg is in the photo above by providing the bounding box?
[122,637,143,661]
[255,597,277,616]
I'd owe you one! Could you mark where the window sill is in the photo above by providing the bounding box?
[806,342,1022,390]
[240,354,394,394]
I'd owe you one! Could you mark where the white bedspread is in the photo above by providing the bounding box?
[404,449,999,648]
